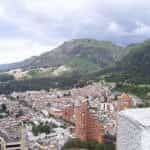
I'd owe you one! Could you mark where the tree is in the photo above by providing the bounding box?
[1,104,7,112]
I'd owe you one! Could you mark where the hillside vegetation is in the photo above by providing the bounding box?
[1,39,150,97]
[104,39,150,84]
[0,39,124,73]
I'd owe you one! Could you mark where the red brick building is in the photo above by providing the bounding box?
[62,105,74,122]
[118,93,133,111]
[49,105,74,122]
[75,100,104,143]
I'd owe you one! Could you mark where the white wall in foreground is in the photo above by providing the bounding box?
[141,128,150,150]
[117,115,142,150]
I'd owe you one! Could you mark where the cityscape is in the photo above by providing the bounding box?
[1,0,150,149]
[0,81,147,149]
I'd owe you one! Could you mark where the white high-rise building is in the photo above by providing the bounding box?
[117,108,150,150]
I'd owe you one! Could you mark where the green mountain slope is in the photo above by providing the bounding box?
[1,39,150,95]
[0,39,124,74]
[104,40,150,84]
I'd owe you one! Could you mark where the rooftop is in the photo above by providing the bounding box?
[0,126,22,142]
[119,108,150,128]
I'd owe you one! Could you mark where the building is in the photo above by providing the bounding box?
[62,105,74,122]
[117,93,133,111]
[99,103,114,112]
[0,123,26,150]
[117,108,150,150]
[75,100,104,143]
[49,105,74,122]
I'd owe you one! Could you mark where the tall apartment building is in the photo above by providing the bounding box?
[117,108,150,150]
[75,100,104,143]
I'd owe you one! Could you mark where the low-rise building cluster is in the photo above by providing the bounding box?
[0,119,26,150]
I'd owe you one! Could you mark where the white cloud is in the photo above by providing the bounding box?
[0,39,57,64]
[133,21,150,35]
[1,0,150,63]
[25,0,87,14]
[0,5,4,15]
[108,22,123,33]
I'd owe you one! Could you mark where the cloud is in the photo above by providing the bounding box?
[133,21,150,35]
[107,22,127,35]
[0,0,150,63]
[0,38,56,64]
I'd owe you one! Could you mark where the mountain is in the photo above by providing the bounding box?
[104,39,150,84]
[1,39,150,94]
[0,39,124,75]
[120,40,150,73]
[2,38,150,84]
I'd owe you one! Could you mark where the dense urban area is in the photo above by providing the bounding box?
[0,76,144,149]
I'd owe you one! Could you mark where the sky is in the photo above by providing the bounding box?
[0,0,150,64]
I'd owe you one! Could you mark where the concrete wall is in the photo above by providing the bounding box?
[117,115,142,150]
[141,128,150,150]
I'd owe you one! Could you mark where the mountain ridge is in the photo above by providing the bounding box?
[103,39,150,84]
[0,39,125,72]
[1,38,150,85]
